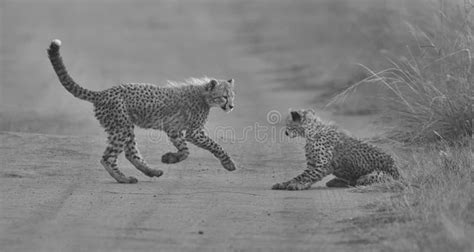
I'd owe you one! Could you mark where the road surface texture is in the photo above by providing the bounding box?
[1,1,393,251]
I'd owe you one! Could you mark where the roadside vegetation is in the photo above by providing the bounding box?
[331,0,473,250]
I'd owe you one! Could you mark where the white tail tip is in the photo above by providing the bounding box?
[52,39,62,46]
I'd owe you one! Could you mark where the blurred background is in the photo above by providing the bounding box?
[0,0,470,135]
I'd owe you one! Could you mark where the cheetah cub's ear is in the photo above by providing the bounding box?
[206,79,218,91]
[227,79,234,86]
[290,109,316,122]
[290,110,303,122]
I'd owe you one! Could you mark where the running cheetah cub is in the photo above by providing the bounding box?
[272,109,400,190]
[47,39,236,184]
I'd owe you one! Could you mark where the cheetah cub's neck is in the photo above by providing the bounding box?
[304,117,337,139]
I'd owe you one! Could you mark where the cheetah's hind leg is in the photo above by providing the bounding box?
[325,177,353,188]
[125,131,163,178]
[161,132,189,164]
[355,170,393,186]
[101,129,138,184]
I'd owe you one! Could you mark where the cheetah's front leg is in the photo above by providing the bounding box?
[272,162,330,190]
[272,139,334,190]
[186,129,236,171]
[162,131,190,164]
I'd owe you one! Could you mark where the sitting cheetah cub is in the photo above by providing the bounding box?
[47,39,236,184]
[272,109,400,190]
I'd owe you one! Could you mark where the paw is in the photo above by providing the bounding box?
[286,181,311,190]
[221,159,236,171]
[272,180,311,190]
[161,152,186,164]
[145,169,164,178]
[117,176,138,184]
[271,181,290,190]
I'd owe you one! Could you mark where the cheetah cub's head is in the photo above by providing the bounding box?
[204,79,235,113]
[285,109,318,138]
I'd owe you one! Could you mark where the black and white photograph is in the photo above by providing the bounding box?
[0,0,472,251]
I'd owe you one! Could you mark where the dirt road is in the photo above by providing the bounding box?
[0,130,389,251]
[1,1,392,251]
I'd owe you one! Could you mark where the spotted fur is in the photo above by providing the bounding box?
[47,39,236,183]
[272,109,400,190]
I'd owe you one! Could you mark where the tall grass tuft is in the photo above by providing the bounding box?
[328,0,473,145]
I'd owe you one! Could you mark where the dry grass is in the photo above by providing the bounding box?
[349,140,473,251]
[329,0,472,144]
[359,144,474,252]
[332,0,473,250]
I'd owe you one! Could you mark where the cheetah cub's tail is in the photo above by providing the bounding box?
[47,39,98,103]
